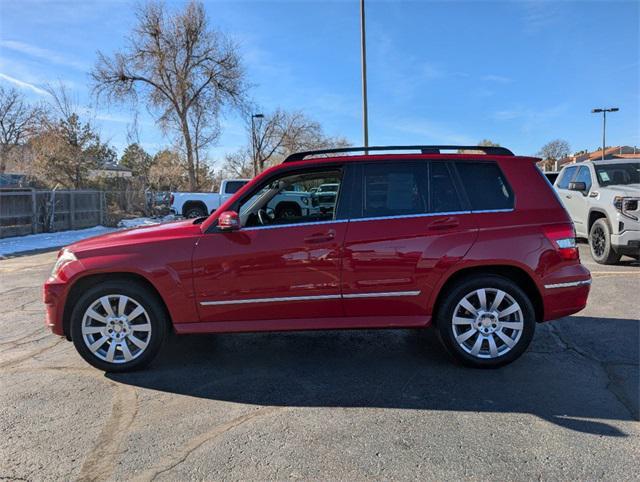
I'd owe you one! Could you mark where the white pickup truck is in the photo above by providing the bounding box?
[170,179,314,219]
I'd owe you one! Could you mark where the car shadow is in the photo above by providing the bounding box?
[108,316,639,437]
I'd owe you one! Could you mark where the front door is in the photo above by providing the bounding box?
[567,166,593,236]
[192,166,347,323]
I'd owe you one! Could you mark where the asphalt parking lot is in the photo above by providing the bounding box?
[1,244,638,480]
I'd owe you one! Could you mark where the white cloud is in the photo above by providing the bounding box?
[482,74,513,84]
[0,72,49,95]
[0,39,87,71]
[384,117,476,145]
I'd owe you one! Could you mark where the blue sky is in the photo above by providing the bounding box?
[0,0,638,167]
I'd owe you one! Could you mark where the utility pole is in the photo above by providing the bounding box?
[591,107,619,160]
[251,113,264,177]
[360,0,369,152]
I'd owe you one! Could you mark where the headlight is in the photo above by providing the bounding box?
[302,197,309,205]
[613,196,639,221]
[51,249,77,277]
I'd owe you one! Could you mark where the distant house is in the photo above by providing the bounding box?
[538,146,640,171]
[89,163,133,179]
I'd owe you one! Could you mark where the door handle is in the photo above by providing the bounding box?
[565,195,572,199]
[304,229,336,244]
[427,217,459,231]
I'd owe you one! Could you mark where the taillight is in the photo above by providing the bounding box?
[170,194,174,206]
[543,224,579,261]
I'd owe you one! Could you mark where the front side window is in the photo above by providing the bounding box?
[574,166,592,191]
[594,162,640,186]
[455,162,514,210]
[556,166,578,189]
[238,169,342,228]
[360,163,428,218]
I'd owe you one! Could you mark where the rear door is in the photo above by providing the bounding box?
[341,160,478,319]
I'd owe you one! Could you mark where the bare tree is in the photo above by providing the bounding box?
[538,139,571,171]
[30,84,111,188]
[182,98,220,188]
[91,1,245,190]
[222,147,252,178]
[478,139,500,147]
[231,108,350,177]
[0,86,41,173]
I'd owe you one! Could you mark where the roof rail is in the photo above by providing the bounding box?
[283,145,514,163]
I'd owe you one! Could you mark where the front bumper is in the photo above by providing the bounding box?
[611,229,640,256]
[43,278,68,337]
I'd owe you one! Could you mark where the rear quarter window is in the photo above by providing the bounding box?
[454,161,514,211]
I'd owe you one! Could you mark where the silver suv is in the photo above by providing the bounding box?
[554,160,640,264]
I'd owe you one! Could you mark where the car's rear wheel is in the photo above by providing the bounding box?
[436,275,535,368]
[184,204,207,218]
[589,218,621,265]
[70,282,168,372]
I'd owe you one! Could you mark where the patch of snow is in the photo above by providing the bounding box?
[0,215,181,258]
[0,226,116,257]
[117,214,179,228]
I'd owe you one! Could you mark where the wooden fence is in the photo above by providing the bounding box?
[0,189,105,239]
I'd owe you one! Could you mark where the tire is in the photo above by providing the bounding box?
[184,204,207,218]
[436,275,536,368]
[70,281,168,372]
[589,218,621,265]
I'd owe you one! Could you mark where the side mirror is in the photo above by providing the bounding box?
[218,210,240,231]
[568,181,587,192]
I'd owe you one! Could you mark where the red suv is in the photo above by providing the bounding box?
[43,145,591,372]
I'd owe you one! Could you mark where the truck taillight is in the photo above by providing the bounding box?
[543,224,579,261]
[170,194,174,206]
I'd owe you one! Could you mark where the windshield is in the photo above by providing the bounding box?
[594,163,640,186]
[319,184,338,192]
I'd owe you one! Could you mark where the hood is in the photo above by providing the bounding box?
[67,219,202,254]
[604,184,640,196]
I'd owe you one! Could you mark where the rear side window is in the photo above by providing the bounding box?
[361,163,427,218]
[556,166,578,189]
[430,161,463,213]
[455,162,514,211]
[224,180,248,194]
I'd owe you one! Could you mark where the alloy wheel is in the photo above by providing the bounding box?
[81,295,152,364]
[591,226,606,257]
[451,288,524,359]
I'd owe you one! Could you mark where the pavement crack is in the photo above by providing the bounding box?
[0,338,65,369]
[548,323,638,420]
[0,327,45,346]
[133,406,282,482]
[77,383,139,482]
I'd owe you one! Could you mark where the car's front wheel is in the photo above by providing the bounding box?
[589,218,621,265]
[436,275,536,368]
[70,281,168,372]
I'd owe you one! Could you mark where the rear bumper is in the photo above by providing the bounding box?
[540,265,591,321]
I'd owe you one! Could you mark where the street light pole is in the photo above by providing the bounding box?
[591,107,619,160]
[251,113,264,177]
[360,0,369,152]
